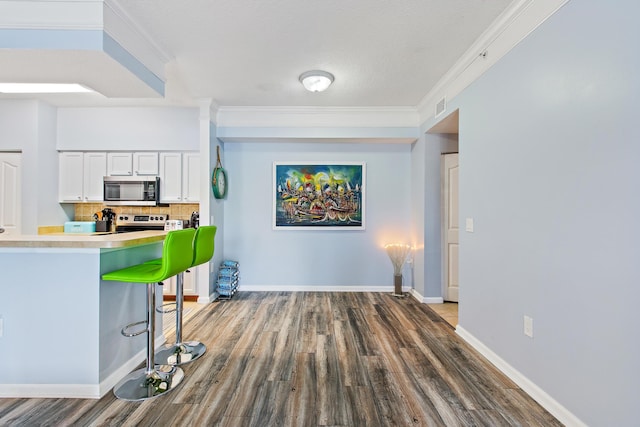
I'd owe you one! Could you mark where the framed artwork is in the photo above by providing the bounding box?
[273,162,366,230]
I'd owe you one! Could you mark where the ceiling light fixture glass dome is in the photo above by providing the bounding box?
[299,70,334,92]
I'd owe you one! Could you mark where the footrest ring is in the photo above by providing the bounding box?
[155,302,177,314]
[121,320,148,337]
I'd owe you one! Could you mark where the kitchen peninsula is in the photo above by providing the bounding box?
[0,231,169,399]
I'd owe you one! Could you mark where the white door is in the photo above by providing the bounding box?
[0,153,21,236]
[442,153,459,302]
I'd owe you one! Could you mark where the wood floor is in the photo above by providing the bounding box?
[0,292,562,426]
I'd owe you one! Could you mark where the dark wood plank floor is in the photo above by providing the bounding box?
[0,292,562,426]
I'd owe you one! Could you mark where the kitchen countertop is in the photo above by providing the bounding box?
[0,230,168,249]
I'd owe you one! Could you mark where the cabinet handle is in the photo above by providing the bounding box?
[77,196,82,200]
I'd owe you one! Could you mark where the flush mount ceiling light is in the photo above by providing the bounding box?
[299,70,334,92]
[0,83,94,94]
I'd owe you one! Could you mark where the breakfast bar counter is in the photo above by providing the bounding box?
[0,230,167,248]
[0,231,169,399]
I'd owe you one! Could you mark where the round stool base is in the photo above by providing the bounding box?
[155,341,207,366]
[113,365,184,401]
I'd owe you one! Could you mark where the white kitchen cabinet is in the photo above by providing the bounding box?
[159,152,200,203]
[162,267,197,296]
[107,152,159,176]
[159,152,182,202]
[182,152,200,203]
[58,152,106,202]
[133,152,159,175]
[107,152,132,176]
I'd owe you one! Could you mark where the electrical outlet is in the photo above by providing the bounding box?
[524,315,533,338]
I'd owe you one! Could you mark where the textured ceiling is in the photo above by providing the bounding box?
[126,0,512,107]
[0,0,513,108]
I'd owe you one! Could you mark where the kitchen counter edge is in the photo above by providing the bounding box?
[0,230,168,249]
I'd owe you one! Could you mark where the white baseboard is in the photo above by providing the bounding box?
[0,383,101,399]
[408,288,444,304]
[198,291,217,304]
[239,284,398,292]
[0,336,167,399]
[456,326,587,427]
[98,335,167,398]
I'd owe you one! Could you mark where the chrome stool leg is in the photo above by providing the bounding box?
[113,282,185,401]
[155,271,206,366]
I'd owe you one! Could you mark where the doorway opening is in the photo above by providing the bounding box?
[425,110,459,325]
[0,152,22,236]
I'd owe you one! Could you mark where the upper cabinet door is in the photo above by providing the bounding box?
[83,152,107,201]
[159,152,182,203]
[59,152,106,202]
[182,152,200,202]
[59,152,84,201]
[133,152,159,176]
[107,153,133,176]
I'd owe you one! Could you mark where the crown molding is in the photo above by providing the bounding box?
[216,106,420,128]
[417,0,570,124]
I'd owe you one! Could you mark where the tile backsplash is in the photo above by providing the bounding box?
[75,203,199,222]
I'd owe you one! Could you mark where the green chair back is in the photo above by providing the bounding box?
[102,228,195,284]
[162,228,197,279]
[191,225,217,267]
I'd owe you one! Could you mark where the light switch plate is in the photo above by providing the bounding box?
[465,218,474,232]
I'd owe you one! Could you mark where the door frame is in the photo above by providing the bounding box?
[0,151,22,236]
[441,152,459,302]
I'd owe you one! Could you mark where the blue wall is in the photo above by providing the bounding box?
[432,1,640,425]
[223,141,412,289]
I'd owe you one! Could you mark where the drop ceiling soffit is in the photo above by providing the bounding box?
[216,106,420,129]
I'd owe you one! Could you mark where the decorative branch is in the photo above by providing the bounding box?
[384,244,412,276]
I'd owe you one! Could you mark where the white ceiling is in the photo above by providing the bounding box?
[0,0,513,109]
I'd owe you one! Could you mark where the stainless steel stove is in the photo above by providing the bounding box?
[115,213,168,233]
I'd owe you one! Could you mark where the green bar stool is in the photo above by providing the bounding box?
[102,228,196,401]
[155,225,217,366]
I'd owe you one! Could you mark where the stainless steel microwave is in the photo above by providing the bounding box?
[103,176,160,206]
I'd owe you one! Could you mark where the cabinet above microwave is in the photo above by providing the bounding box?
[107,152,159,176]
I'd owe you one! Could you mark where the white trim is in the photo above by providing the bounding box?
[0,383,101,399]
[417,0,570,123]
[0,336,167,399]
[408,287,444,304]
[456,326,588,427]
[216,106,419,128]
[98,346,147,398]
[198,291,217,304]
[239,285,405,293]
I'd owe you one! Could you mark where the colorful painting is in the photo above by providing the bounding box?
[273,162,366,229]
